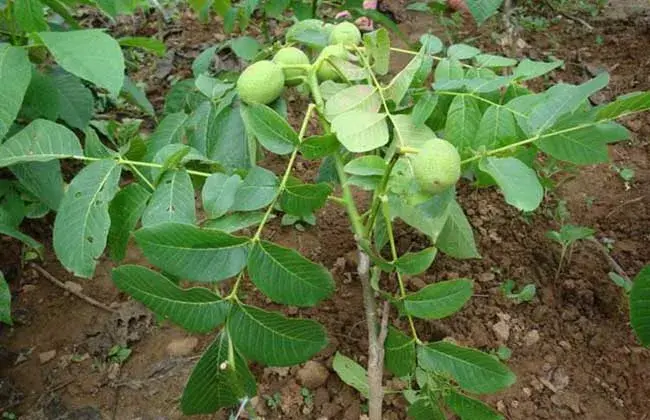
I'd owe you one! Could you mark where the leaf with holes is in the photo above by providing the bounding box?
[418,341,516,394]
[247,240,334,306]
[181,332,257,414]
[0,120,82,167]
[141,170,196,227]
[112,265,230,333]
[135,223,249,283]
[53,159,122,278]
[227,304,327,366]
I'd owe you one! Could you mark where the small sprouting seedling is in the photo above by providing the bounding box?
[2,412,17,420]
[492,345,512,361]
[584,195,596,208]
[595,35,604,46]
[265,392,282,410]
[301,387,314,405]
[608,272,633,293]
[107,345,132,364]
[546,224,595,279]
[602,237,616,252]
[612,165,635,188]
[500,280,536,304]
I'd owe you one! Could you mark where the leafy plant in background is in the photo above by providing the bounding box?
[3,8,650,420]
[546,224,594,280]
[500,279,536,303]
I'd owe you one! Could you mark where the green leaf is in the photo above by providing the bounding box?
[230,36,261,61]
[0,272,11,325]
[464,0,503,24]
[112,265,230,332]
[417,341,516,394]
[528,73,609,134]
[227,304,327,366]
[121,76,155,116]
[240,103,298,155]
[248,240,334,306]
[0,223,43,256]
[188,0,212,21]
[630,265,650,346]
[207,104,252,170]
[478,157,543,212]
[445,390,504,420]
[15,0,48,32]
[230,166,278,212]
[597,91,650,120]
[412,92,439,126]
[51,70,94,130]
[38,30,125,95]
[408,398,446,420]
[299,134,339,160]
[146,112,187,159]
[444,95,482,155]
[286,19,330,49]
[391,114,437,149]
[53,159,122,278]
[363,28,390,75]
[344,156,387,176]
[447,43,480,60]
[10,161,64,211]
[474,104,519,149]
[437,199,480,259]
[434,57,464,82]
[203,212,267,233]
[333,352,369,398]
[280,179,331,217]
[385,327,415,377]
[264,0,290,17]
[514,58,563,81]
[118,36,166,57]
[192,45,218,77]
[325,85,381,122]
[395,247,437,275]
[108,183,151,261]
[135,222,249,282]
[537,121,628,164]
[141,170,196,227]
[181,332,256,414]
[40,0,79,28]
[389,192,452,242]
[403,279,473,319]
[20,69,59,121]
[385,52,424,105]
[475,54,517,68]
[420,33,443,54]
[201,173,241,219]
[164,79,203,114]
[195,75,233,100]
[0,45,32,139]
[331,111,389,153]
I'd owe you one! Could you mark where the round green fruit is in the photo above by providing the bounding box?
[236,60,285,104]
[329,21,362,46]
[273,47,310,87]
[316,44,348,81]
[409,139,461,194]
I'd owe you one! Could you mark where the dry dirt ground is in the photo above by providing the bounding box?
[1,1,650,419]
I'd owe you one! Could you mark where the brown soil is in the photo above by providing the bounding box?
[2,2,650,419]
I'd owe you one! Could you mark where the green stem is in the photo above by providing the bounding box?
[364,154,399,236]
[333,153,365,239]
[252,104,315,242]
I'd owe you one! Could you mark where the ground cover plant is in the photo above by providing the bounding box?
[1,0,649,418]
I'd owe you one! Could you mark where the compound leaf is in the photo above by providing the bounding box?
[112,265,230,333]
[53,159,121,278]
[248,240,334,306]
[227,304,327,366]
[135,222,249,283]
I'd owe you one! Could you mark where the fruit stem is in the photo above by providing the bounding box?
[364,154,400,236]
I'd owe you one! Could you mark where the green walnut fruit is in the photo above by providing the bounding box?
[316,44,348,81]
[329,21,362,46]
[236,60,285,104]
[273,47,310,87]
[409,139,461,194]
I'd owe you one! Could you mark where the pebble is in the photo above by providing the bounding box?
[64,281,83,294]
[523,330,540,346]
[39,350,56,364]
[478,272,496,282]
[22,284,37,293]
[166,337,199,357]
[492,320,510,342]
[297,361,330,389]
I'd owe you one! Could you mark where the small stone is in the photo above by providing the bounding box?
[22,284,37,293]
[552,369,570,391]
[492,321,510,342]
[107,362,121,380]
[523,330,540,346]
[511,400,520,409]
[64,281,83,294]
[479,272,496,282]
[166,337,199,357]
[39,350,56,364]
[558,340,572,351]
[297,361,330,389]
[409,277,427,289]
[523,387,532,397]
[496,400,506,412]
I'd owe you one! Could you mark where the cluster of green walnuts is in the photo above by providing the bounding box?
[236,20,462,199]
